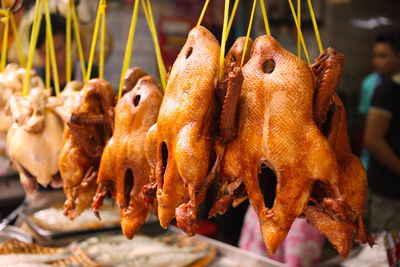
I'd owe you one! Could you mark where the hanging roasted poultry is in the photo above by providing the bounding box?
[144,26,223,235]
[304,48,371,257]
[209,37,253,217]
[214,35,343,255]
[59,78,115,220]
[6,87,64,194]
[92,68,163,239]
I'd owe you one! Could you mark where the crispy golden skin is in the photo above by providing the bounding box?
[301,48,371,257]
[145,26,222,235]
[59,78,115,220]
[93,71,163,239]
[218,36,341,254]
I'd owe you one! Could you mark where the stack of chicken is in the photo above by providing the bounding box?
[86,26,370,257]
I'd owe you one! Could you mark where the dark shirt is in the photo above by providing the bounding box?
[368,77,400,199]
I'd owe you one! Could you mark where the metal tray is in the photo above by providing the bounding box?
[167,226,285,267]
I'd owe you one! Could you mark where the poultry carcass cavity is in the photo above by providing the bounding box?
[144,26,223,235]
[93,68,163,238]
[215,35,342,255]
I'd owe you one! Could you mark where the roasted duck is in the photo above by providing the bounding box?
[215,35,342,254]
[6,87,64,193]
[304,48,371,257]
[145,26,223,235]
[59,78,115,220]
[93,69,163,238]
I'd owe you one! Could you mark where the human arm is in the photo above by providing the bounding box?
[364,108,400,175]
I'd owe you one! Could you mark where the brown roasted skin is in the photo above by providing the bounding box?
[144,26,222,235]
[59,78,115,220]
[305,95,371,257]
[218,36,341,255]
[311,48,344,126]
[210,37,253,216]
[93,72,163,239]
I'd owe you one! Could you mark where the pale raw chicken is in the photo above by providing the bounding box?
[0,64,44,134]
[145,26,222,235]
[217,35,341,254]
[6,88,64,193]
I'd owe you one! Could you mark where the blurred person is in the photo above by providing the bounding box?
[364,32,400,232]
[239,207,324,267]
[32,13,98,95]
[358,33,400,169]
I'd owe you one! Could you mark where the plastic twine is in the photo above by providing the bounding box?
[259,0,271,36]
[307,0,323,53]
[117,0,140,101]
[240,0,257,67]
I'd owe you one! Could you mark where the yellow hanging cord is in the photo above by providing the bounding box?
[259,0,271,36]
[86,0,106,82]
[0,9,10,72]
[287,0,310,65]
[240,0,257,67]
[117,0,140,101]
[45,35,50,90]
[225,0,239,41]
[23,0,44,97]
[66,0,72,83]
[141,0,167,90]
[99,0,107,79]
[297,0,301,58]
[197,0,210,27]
[44,0,60,96]
[10,13,25,67]
[218,0,229,80]
[307,0,323,53]
[71,0,87,82]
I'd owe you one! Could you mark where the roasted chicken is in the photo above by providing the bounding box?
[215,35,342,255]
[59,78,115,220]
[93,69,163,238]
[304,48,371,257]
[145,26,223,235]
[6,87,64,193]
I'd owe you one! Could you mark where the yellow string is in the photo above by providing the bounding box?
[259,0,271,36]
[219,0,229,80]
[44,0,60,95]
[297,0,301,58]
[225,0,239,41]
[23,0,44,97]
[99,0,107,79]
[240,0,257,67]
[197,0,210,27]
[141,0,167,90]
[66,0,72,83]
[307,0,323,53]
[0,9,10,72]
[117,0,140,101]
[10,13,25,67]
[45,34,50,90]
[86,0,106,82]
[71,0,87,82]
[287,0,310,65]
